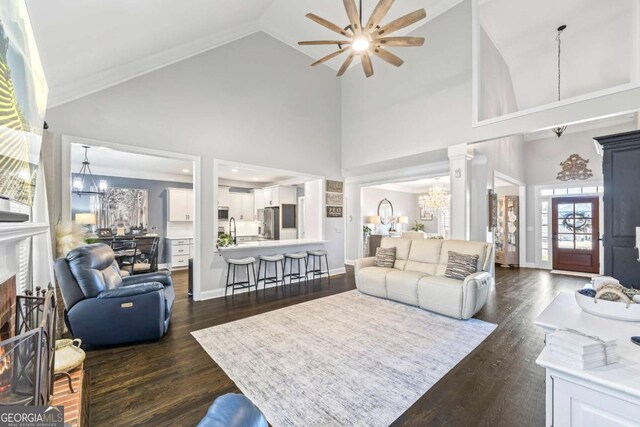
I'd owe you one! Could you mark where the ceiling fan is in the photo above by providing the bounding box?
[298,0,427,78]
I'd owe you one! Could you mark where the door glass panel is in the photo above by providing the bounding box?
[558,234,574,249]
[575,203,592,218]
[575,235,593,250]
[574,218,592,234]
[558,204,573,215]
[558,218,574,234]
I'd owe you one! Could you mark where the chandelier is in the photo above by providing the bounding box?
[419,179,450,214]
[552,25,568,138]
[73,146,108,197]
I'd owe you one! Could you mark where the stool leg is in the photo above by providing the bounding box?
[325,254,330,284]
[257,260,263,290]
[252,263,258,293]
[281,260,285,288]
[232,265,237,296]
[225,263,231,297]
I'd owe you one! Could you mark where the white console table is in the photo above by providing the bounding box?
[534,292,640,426]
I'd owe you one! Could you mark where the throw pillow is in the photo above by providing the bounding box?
[374,247,396,268]
[444,251,479,280]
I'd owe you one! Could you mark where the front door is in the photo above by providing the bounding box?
[552,197,600,273]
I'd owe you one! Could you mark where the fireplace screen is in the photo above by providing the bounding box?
[0,290,56,406]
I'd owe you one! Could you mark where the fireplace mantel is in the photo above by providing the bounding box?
[0,223,49,245]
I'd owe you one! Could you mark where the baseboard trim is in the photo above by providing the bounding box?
[194,267,346,301]
[344,259,355,266]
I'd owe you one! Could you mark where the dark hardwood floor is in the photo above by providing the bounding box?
[84,267,585,426]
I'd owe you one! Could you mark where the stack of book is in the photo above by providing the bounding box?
[548,329,617,369]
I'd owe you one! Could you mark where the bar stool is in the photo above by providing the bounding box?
[225,257,257,297]
[284,252,308,285]
[257,254,285,290]
[307,250,330,284]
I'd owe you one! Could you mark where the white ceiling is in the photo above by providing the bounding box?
[26,0,462,107]
[480,0,635,113]
[70,143,194,183]
[371,175,449,194]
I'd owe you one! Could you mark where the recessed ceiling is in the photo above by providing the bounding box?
[70,143,193,183]
[217,163,297,183]
[370,175,449,194]
[26,0,462,107]
[480,0,634,113]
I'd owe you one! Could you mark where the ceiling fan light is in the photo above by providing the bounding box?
[352,35,370,52]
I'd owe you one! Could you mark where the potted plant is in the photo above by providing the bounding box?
[410,221,425,232]
[216,233,234,248]
[362,225,372,239]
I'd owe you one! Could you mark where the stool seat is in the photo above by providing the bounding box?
[259,254,284,262]
[285,252,307,259]
[307,250,327,256]
[228,257,256,265]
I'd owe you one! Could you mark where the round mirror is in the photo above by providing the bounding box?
[377,198,394,225]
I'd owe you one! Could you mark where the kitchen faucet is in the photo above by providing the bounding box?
[229,217,237,245]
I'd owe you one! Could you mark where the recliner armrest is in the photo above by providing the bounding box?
[122,271,173,287]
[354,257,375,273]
[98,282,163,299]
[460,271,493,319]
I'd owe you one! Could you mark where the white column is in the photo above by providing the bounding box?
[448,143,474,240]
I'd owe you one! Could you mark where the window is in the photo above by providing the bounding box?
[541,201,549,262]
[439,210,450,239]
[17,238,32,294]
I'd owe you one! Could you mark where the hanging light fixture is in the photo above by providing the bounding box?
[419,178,450,214]
[552,25,568,138]
[73,146,107,197]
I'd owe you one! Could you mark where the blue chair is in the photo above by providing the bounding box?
[197,394,267,427]
[54,243,174,346]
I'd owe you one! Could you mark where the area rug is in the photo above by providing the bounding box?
[192,290,496,427]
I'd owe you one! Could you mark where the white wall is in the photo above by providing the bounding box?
[361,187,423,234]
[45,32,344,299]
[341,0,640,173]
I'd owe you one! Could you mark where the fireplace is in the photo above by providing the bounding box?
[0,276,16,394]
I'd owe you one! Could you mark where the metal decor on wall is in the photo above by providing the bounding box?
[556,154,593,181]
[91,187,148,230]
[488,189,498,230]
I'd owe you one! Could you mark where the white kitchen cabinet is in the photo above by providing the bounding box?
[263,186,296,207]
[229,192,254,221]
[168,188,193,222]
[253,189,265,215]
[166,237,193,270]
[218,186,230,207]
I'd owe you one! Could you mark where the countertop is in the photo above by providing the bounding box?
[217,239,327,253]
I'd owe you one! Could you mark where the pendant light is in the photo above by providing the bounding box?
[552,25,568,138]
[419,178,450,214]
[73,146,107,197]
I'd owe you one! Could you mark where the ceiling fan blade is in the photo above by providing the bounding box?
[337,53,355,76]
[375,36,425,47]
[311,48,348,66]
[298,40,351,46]
[361,53,374,78]
[343,0,362,34]
[375,9,427,36]
[372,47,404,67]
[306,13,351,37]
[365,0,394,32]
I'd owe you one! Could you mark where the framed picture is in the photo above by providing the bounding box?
[130,227,143,236]
[326,206,343,218]
[420,207,433,221]
[326,192,343,206]
[326,180,343,193]
[97,228,113,238]
[488,189,498,230]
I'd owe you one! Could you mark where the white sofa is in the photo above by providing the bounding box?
[354,237,494,320]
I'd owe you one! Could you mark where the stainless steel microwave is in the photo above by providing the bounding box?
[218,208,229,220]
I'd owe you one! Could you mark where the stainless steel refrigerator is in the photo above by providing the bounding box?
[263,207,280,240]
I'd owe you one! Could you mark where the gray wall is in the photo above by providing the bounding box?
[45,31,343,297]
[71,173,192,263]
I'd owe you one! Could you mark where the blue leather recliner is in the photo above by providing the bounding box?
[197,394,267,427]
[54,243,175,346]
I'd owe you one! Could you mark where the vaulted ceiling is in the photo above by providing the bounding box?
[26,0,461,108]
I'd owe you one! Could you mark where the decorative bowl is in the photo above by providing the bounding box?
[575,289,640,322]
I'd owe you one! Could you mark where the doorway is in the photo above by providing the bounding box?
[552,197,600,273]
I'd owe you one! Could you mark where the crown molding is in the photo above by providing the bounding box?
[47,20,261,108]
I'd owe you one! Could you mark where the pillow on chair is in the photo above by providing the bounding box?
[374,247,396,268]
[444,251,479,280]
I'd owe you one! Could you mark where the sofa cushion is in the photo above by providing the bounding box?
[436,240,489,276]
[380,237,412,270]
[417,276,464,319]
[374,247,396,268]
[356,266,392,298]
[386,270,428,306]
[444,251,479,280]
[404,239,443,276]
